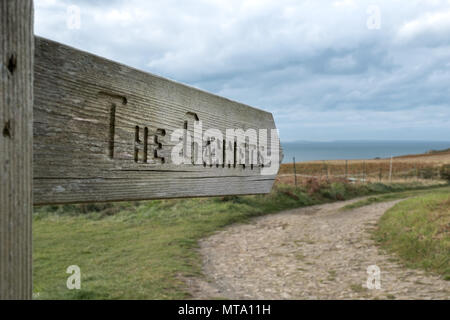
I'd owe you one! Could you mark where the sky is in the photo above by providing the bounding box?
[34,0,450,142]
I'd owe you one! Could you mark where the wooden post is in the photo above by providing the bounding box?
[0,0,34,300]
[345,160,348,179]
[363,161,366,183]
[389,156,393,183]
[293,157,298,188]
[323,160,329,182]
[379,167,382,182]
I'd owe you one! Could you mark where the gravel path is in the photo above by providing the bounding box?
[186,199,450,300]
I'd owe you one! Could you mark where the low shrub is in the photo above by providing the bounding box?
[440,164,450,182]
[419,167,436,179]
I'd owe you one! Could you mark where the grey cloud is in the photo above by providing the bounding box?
[34,0,450,141]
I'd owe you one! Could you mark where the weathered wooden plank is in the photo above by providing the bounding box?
[34,37,281,204]
[0,0,34,300]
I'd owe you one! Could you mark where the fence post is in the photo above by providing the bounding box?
[293,157,298,188]
[379,167,382,182]
[323,161,329,182]
[0,0,34,300]
[363,161,366,183]
[389,156,393,183]
[345,160,348,179]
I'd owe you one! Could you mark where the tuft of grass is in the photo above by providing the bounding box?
[350,283,367,293]
[33,181,446,299]
[295,253,306,260]
[327,270,337,281]
[373,191,450,280]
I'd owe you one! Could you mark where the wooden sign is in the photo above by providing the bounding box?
[33,37,282,205]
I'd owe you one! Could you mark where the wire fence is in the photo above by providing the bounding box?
[279,157,444,186]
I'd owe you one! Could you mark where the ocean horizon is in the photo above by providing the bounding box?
[280,140,450,163]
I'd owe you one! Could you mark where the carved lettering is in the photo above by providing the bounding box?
[103,96,269,169]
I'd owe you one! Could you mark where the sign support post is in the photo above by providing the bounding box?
[0,0,34,300]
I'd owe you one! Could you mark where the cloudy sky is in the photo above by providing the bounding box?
[34,0,450,142]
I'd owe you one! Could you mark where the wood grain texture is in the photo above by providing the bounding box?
[34,37,281,205]
[0,0,34,300]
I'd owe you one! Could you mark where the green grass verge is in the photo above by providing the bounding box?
[341,185,449,211]
[33,181,444,299]
[373,190,450,280]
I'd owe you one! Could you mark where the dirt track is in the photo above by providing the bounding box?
[186,199,450,300]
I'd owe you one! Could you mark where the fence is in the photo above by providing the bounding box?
[278,157,443,186]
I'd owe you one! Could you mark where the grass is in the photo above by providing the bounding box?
[33,181,445,299]
[373,190,450,280]
[341,185,450,211]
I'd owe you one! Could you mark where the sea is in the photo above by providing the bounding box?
[281,140,450,163]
